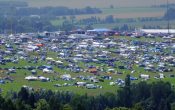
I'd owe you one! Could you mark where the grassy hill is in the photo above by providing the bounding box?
[4,0,175,8]
[0,0,173,18]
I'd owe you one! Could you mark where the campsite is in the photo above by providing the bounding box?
[0,29,175,95]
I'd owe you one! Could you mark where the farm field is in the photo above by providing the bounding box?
[0,0,171,18]
[76,7,165,19]
[7,0,175,8]
[51,6,166,19]
[51,18,175,29]
[92,20,175,29]
[50,6,172,29]
[0,35,175,96]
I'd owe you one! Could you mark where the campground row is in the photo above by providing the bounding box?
[0,29,175,95]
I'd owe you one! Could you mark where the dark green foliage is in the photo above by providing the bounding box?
[117,75,132,107]
[131,82,151,103]
[18,87,29,103]
[63,104,72,110]
[35,99,50,110]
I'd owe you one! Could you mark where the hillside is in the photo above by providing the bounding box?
[3,0,175,8]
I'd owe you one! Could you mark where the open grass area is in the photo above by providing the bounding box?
[91,20,175,29]
[51,15,175,29]
[0,36,175,96]
[51,19,65,26]
[0,0,172,19]
[0,57,174,96]
[65,7,165,19]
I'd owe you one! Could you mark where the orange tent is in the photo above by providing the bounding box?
[36,44,44,47]
[88,68,97,74]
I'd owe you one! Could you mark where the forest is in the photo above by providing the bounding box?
[0,75,175,110]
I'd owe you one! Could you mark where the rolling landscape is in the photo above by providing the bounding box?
[0,0,175,110]
[12,0,175,8]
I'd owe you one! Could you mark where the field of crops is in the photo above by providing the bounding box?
[68,7,165,19]
[92,20,175,29]
[11,0,175,8]
[0,0,173,18]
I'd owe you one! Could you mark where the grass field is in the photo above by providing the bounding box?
[0,0,173,18]
[54,19,175,29]
[72,8,165,19]
[0,36,174,96]
[0,60,119,96]
[6,0,175,8]
[91,20,175,29]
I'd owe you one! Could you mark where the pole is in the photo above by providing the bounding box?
[167,0,170,34]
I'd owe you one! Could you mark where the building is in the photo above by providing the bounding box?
[137,29,175,34]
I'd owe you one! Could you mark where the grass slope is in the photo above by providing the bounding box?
[4,0,175,8]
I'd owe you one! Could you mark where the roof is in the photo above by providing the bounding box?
[139,29,175,34]
[87,28,112,32]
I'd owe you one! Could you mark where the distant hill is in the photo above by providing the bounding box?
[1,0,175,8]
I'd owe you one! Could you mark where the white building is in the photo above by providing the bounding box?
[137,29,175,34]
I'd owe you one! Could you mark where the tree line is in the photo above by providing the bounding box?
[0,1,28,7]
[0,6,101,17]
[0,75,175,110]
[0,1,174,33]
[164,8,175,20]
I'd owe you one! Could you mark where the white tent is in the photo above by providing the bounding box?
[46,57,54,61]
[140,74,150,79]
[25,76,38,81]
[55,60,63,64]
[43,68,53,73]
[60,74,71,80]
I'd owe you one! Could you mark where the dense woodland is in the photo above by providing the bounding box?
[0,75,175,110]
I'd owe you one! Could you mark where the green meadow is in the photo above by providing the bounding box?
[0,36,174,96]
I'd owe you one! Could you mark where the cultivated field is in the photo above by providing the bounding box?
[92,20,175,29]
[73,7,165,19]
[10,0,175,8]
[1,0,173,18]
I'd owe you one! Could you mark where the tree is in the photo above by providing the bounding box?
[0,95,7,110]
[120,24,129,31]
[171,102,175,110]
[131,82,150,103]
[110,5,114,9]
[48,95,61,110]
[70,15,76,24]
[133,102,143,110]
[4,99,16,110]
[15,99,31,110]
[164,8,175,20]
[117,75,132,107]
[150,82,172,110]
[105,15,114,23]
[28,93,36,108]
[18,87,29,103]
[63,104,73,110]
[35,99,50,110]
[106,107,131,110]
